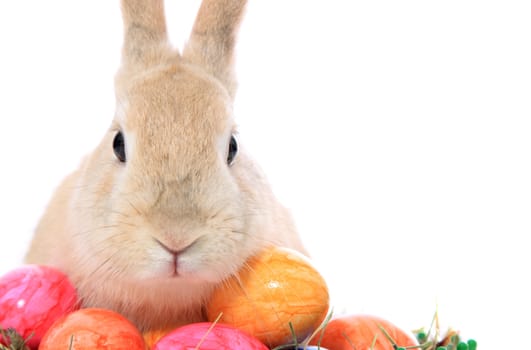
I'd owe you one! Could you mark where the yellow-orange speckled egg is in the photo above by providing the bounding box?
[206,246,330,348]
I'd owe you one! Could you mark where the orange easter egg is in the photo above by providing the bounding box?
[310,314,418,350]
[39,308,145,350]
[143,328,174,349]
[206,246,329,348]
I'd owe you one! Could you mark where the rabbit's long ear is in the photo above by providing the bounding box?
[183,0,248,99]
[120,0,170,67]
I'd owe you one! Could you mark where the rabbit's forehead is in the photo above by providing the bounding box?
[120,67,232,141]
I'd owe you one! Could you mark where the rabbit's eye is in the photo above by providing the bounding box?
[227,134,238,166]
[113,131,126,162]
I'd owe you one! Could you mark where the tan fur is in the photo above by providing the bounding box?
[24,0,306,332]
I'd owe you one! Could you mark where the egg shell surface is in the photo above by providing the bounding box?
[152,322,268,350]
[207,246,330,348]
[310,314,418,350]
[0,264,79,349]
[39,308,145,350]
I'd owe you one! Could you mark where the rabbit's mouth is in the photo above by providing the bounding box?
[137,235,241,285]
[154,238,197,278]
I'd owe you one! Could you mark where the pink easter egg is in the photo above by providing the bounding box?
[152,322,268,350]
[0,264,79,349]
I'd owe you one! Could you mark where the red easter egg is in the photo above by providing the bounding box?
[0,264,79,349]
[206,246,330,348]
[39,308,145,350]
[310,314,417,350]
[152,322,268,350]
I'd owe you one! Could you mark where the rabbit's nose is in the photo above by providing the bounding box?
[154,237,196,256]
[155,238,197,277]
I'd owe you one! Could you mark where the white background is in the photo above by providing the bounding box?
[1,1,530,348]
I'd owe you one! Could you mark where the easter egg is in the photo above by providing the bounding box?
[310,314,417,350]
[152,322,268,350]
[143,328,174,349]
[206,246,330,348]
[0,264,79,349]
[39,308,145,350]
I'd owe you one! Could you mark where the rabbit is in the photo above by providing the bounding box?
[24,0,307,332]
